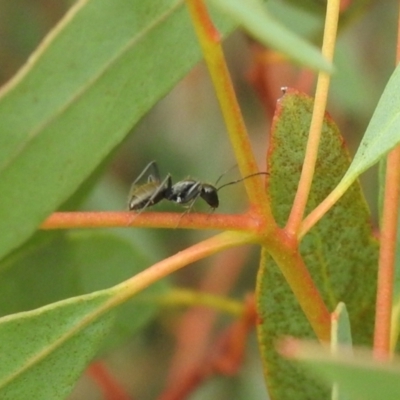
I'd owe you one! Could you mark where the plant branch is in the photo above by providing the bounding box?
[87,361,131,400]
[107,230,257,307]
[265,235,332,342]
[41,211,261,231]
[285,0,340,237]
[159,296,256,400]
[374,149,400,359]
[373,6,400,360]
[152,288,244,316]
[185,0,273,222]
[163,247,248,394]
[299,183,348,239]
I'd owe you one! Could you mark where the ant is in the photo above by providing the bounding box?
[128,160,268,213]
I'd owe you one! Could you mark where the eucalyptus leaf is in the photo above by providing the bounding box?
[209,0,332,72]
[287,341,400,400]
[339,64,400,191]
[0,230,168,349]
[0,290,115,400]
[279,0,326,15]
[331,302,353,350]
[0,0,237,262]
[256,89,378,400]
[331,302,352,400]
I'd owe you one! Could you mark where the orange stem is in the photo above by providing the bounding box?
[373,5,400,360]
[108,231,257,306]
[41,211,260,231]
[265,234,332,342]
[185,0,273,222]
[373,149,400,359]
[285,0,340,236]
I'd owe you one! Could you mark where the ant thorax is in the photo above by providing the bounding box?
[166,180,202,204]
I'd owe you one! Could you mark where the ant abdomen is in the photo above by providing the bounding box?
[127,161,172,212]
[128,182,168,210]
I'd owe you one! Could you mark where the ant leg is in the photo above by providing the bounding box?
[184,182,202,203]
[127,173,172,226]
[147,162,161,183]
[167,181,202,205]
[137,173,171,213]
[128,161,160,195]
[174,194,199,228]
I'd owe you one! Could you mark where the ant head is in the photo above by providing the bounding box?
[200,184,219,209]
[201,171,268,210]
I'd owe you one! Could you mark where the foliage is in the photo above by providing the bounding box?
[0,0,398,399]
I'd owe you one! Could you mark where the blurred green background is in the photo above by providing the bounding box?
[0,0,395,399]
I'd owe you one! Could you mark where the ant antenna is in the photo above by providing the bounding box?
[216,172,269,192]
[214,164,238,187]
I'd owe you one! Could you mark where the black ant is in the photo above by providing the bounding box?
[127,160,268,213]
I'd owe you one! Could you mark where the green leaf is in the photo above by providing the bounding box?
[338,64,400,191]
[0,231,168,348]
[279,0,327,15]
[266,0,324,38]
[0,290,115,400]
[331,303,353,400]
[0,0,239,262]
[331,302,353,350]
[209,0,332,72]
[256,88,378,399]
[284,341,400,400]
